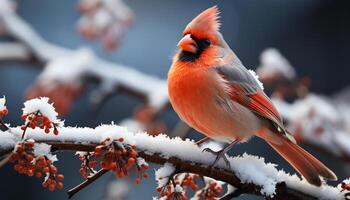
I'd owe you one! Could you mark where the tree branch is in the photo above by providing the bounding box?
[67,169,108,199]
[0,126,343,200]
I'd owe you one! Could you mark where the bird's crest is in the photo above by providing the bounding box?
[183,6,221,37]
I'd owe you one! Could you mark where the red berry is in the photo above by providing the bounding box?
[36,172,42,178]
[48,184,55,191]
[57,182,63,189]
[57,174,64,180]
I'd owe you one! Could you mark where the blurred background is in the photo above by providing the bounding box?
[0,0,350,199]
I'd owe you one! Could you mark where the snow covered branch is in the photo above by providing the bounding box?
[0,125,346,199]
[0,0,168,115]
[0,94,347,200]
[258,48,350,163]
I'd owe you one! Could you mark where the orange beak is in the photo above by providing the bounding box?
[177,34,198,53]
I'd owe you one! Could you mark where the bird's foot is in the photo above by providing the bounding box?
[202,148,231,169]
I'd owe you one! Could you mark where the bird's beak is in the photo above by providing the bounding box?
[178,34,198,53]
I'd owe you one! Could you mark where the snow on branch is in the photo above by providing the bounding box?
[0,125,346,199]
[1,96,346,199]
[256,48,350,163]
[0,42,31,61]
[256,48,296,81]
[0,0,168,114]
[77,0,134,50]
[272,85,350,163]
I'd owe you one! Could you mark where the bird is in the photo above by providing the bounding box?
[167,6,337,186]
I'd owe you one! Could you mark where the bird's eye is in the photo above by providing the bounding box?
[201,39,211,48]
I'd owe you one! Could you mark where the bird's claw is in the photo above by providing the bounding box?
[202,148,231,169]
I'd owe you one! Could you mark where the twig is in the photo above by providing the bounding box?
[67,169,108,199]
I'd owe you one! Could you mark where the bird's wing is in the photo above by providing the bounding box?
[214,61,284,130]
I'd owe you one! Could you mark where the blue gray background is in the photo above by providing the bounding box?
[0,0,349,199]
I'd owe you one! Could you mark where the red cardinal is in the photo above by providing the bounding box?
[168,6,336,186]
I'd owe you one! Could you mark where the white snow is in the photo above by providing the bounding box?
[38,48,93,84]
[256,48,296,80]
[75,151,88,157]
[225,184,237,196]
[174,185,183,192]
[155,162,176,188]
[77,0,134,48]
[337,178,350,191]
[33,143,57,162]
[136,157,148,167]
[119,118,145,132]
[0,42,30,61]
[248,69,264,90]
[0,0,15,13]
[22,97,60,123]
[0,125,344,199]
[0,96,6,111]
[0,1,168,110]
[273,94,350,156]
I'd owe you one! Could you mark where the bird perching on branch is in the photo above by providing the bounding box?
[167,6,337,186]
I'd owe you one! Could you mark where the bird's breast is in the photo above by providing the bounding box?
[168,64,259,141]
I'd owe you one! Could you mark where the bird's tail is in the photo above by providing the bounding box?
[266,133,337,186]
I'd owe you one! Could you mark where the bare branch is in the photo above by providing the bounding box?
[67,169,108,199]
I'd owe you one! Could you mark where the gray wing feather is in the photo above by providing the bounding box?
[214,60,287,132]
[215,60,262,95]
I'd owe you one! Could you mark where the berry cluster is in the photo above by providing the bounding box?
[157,184,187,200]
[78,137,149,184]
[21,111,59,136]
[78,152,98,178]
[157,173,199,200]
[10,141,64,191]
[194,180,223,200]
